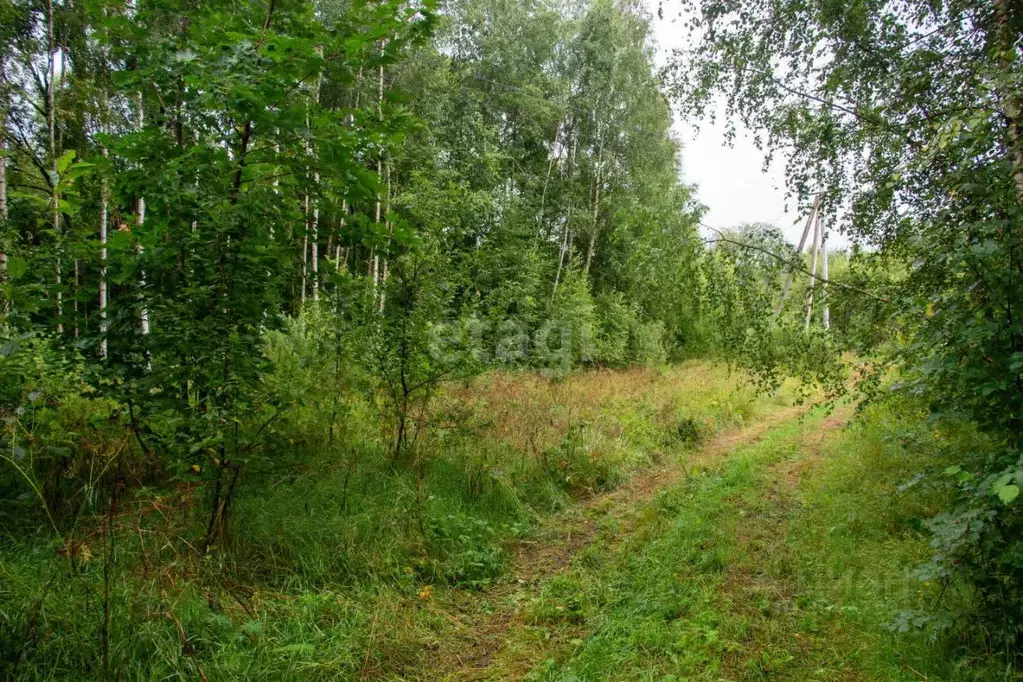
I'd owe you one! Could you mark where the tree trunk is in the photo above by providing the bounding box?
[379,162,392,313]
[48,0,62,334]
[336,200,348,273]
[311,63,323,302]
[1,67,8,320]
[372,47,385,291]
[821,227,830,330]
[99,170,109,359]
[552,220,569,300]
[994,0,1023,204]
[302,98,312,305]
[301,204,308,305]
[98,29,110,357]
[311,196,319,302]
[584,135,604,277]
[538,121,563,233]
[552,119,578,300]
[135,93,150,341]
[72,259,79,336]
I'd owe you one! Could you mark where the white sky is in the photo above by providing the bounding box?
[646,0,843,248]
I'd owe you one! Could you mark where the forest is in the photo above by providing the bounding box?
[0,0,1021,678]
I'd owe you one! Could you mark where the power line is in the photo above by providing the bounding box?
[699,221,891,304]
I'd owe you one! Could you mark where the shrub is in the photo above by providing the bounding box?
[424,512,505,588]
[544,423,621,493]
[594,291,639,368]
[546,268,597,371]
[632,320,668,366]
[673,412,710,449]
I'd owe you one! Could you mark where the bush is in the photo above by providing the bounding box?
[546,268,597,371]
[544,423,622,493]
[673,412,710,449]
[632,320,668,366]
[593,293,668,368]
[0,332,129,533]
[424,512,506,589]
[594,291,639,368]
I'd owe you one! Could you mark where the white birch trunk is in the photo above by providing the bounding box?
[0,70,8,320]
[311,64,322,302]
[336,200,348,273]
[301,194,309,305]
[99,171,109,358]
[311,188,319,302]
[552,121,578,300]
[378,164,392,313]
[994,0,1023,204]
[48,0,62,333]
[584,134,603,277]
[136,94,150,340]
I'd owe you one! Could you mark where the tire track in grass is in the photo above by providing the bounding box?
[417,403,811,681]
[717,407,853,680]
[476,407,850,681]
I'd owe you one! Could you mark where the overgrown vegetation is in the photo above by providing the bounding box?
[0,0,1021,676]
[669,0,1023,656]
[0,361,765,678]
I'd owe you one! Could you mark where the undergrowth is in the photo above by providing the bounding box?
[0,361,764,679]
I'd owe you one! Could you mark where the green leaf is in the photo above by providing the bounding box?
[6,258,28,281]
[993,474,1013,490]
[997,485,1020,505]
[56,150,77,175]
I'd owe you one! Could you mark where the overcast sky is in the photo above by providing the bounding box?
[645,0,841,248]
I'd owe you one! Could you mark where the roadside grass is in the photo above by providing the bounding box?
[499,404,1008,682]
[1,362,780,680]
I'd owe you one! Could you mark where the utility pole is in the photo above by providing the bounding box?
[805,209,821,331]
[821,224,830,330]
[776,194,820,316]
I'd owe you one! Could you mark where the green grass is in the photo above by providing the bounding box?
[0,363,772,680]
[3,366,1008,680]
[490,405,1009,681]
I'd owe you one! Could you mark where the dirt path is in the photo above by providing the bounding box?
[418,403,813,681]
[718,406,853,679]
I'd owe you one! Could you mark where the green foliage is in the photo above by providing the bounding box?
[594,291,638,368]
[2,0,954,675]
[506,406,1008,681]
[669,0,1023,649]
[543,421,622,493]
[632,320,668,366]
[673,411,710,449]
[546,267,597,371]
[0,359,764,678]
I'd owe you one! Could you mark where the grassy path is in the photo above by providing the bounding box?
[409,396,990,678]
[417,403,822,680]
[404,396,993,682]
